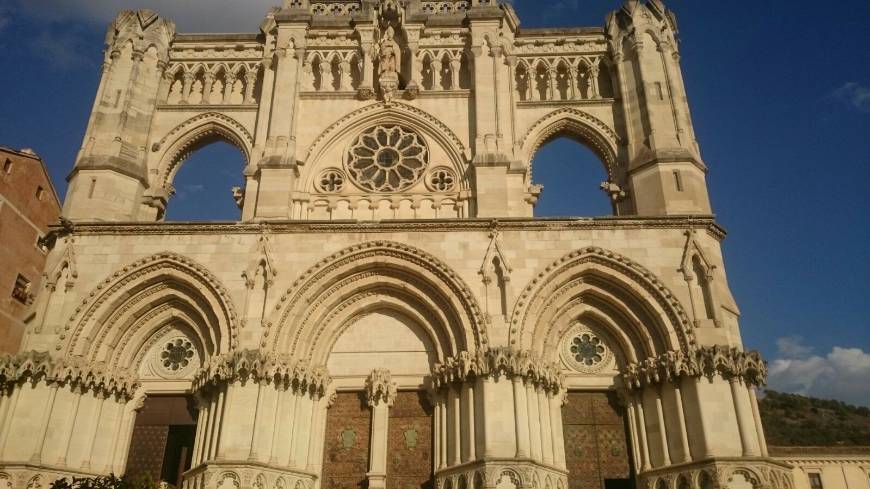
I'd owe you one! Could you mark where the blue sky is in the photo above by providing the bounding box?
[1,1,868,405]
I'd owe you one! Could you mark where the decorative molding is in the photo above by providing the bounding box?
[243,234,278,289]
[622,346,768,389]
[0,351,139,400]
[192,349,331,398]
[431,348,564,395]
[365,369,397,407]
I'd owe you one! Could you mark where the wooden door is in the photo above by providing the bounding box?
[387,391,434,489]
[322,392,373,489]
[562,392,633,489]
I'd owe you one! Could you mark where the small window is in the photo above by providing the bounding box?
[673,170,684,192]
[12,274,31,304]
[2,159,11,176]
[36,186,45,201]
[808,473,823,489]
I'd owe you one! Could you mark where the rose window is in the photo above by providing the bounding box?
[347,126,428,192]
[427,167,457,192]
[570,333,605,366]
[318,169,345,193]
[161,338,195,372]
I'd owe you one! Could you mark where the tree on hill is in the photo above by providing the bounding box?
[759,390,870,446]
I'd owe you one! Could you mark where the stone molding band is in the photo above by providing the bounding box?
[622,346,768,390]
[0,350,139,400]
[431,347,565,395]
[191,349,331,398]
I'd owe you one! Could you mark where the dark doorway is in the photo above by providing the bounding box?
[126,395,198,488]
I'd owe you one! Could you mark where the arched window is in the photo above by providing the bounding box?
[691,255,716,320]
[163,141,245,221]
[531,137,613,217]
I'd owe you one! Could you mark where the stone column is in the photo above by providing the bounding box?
[181,72,194,104]
[244,70,259,104]
[730,379,761,457]
[223,72,237,103]
[748,388,769,457]
[366,369,397,489]
[512,378,530,458]
[202,72,215,104]
[450,58,462,89]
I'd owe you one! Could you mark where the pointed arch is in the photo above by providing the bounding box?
[265,241,488,363]
[62,252,240,370]
[44,240,78,290]
[509,247,694,364]
[520,107,621,182]
[151,112,253,191]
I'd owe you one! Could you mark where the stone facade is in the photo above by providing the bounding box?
[0,147,61,353]
[0,2,838,489]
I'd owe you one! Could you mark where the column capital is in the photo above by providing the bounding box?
[365,368,398,407]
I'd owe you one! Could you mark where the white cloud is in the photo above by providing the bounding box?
[32,30,94,70]
[832,82,870,113]
[767,336,870,407]
[11,0,279,32]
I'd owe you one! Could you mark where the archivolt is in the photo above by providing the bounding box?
[509,247,694,361]
[520,108,622,181]
[61,252,240,368]
[265,241,488,360]
[152,112,254,191]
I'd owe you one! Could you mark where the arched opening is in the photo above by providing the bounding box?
[691,255,716,320]
[531,137,612,217]
[164,140,245,222]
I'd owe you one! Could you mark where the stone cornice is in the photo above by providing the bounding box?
[192,349,331,398]
[0,351,139,400]
[622,346,768,390]
[55,216,727,241]
[432,348,565,395]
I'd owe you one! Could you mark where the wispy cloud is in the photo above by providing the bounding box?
[831,82,870,113]
[31,30,93,71]
[767,336,870,407]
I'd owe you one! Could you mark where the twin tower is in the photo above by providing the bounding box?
[1,4,790,489]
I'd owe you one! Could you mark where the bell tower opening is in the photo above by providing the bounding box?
[532,137,613,217]
[163,140,245,222]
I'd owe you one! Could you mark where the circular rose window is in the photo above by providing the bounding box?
[560,324,615,373]
[346,126,428,192]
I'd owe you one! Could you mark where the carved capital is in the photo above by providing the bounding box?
[622,346,768,390]
[192,349,332,398]
[431,347,565,395]
[365,368,398,407]
[0,351,139,401]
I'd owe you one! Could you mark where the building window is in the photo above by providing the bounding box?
[2,159,11,176]
[673,170,684,192]
[36,185,45,201]
[12,275,31,304]
[808,473,823,489]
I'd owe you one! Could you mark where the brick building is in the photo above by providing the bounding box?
[0,146,61,352]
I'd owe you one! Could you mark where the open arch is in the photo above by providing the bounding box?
[532,137,613,217]
[63,252,239,369]
[265,241,488,362]
[509,247,694,364]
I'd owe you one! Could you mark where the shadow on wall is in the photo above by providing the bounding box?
[164,141,246,222]
[532,136,613,218]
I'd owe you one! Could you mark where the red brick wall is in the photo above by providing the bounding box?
[0,149,61,353]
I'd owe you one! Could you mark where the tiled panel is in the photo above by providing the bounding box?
[387,391,434,489]
[126,425,169,483]
[322,392,373,489]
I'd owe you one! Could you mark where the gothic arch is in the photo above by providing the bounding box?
[151,112,254,192]
[509,247,694,363]
[265,241,488,361]
[520,108,622,182]
[301,102,471,189]
[62,252,240,369]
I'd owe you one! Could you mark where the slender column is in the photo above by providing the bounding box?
[432,60,443,91]
[244,70,258,103]
[547,68,558,100]
[306,400,323,470]
[466,383,476,462]
[340,61,352,91]
[526,383,542,462]
[360,40,374,92]
[201,72,215,104]
[104,401,127,473]
[512,379,530,458]
[672,384,692,463]
[32,384,60,464]
[223,73,237,103]
[0,387,21,459]
[568,66,579,99]
[748,388,769,457]
[249,383,267,461]
[450,386,461,465]
[549,392,567,469]
[116,400,141,473]
[191,400,207,466]
[81,394,106,470]
[479,377,494,458]
[58,388,83,466]
[181,72,194,104]
[407,44,420,89]
[215,383,233,460]
[450,58,461,89]
[730,379,761,456]
[439,401,448,468]
[434,395,442,469]
[270,390,287,463]
[654,389,671,466]
[626,400,642,475]
[589,59,601,99]
[538,387,554,465]
[530,68,541,101]
[286,392,300,467]
[366,370,396,489]
[633,396,652,471]
[202,393,218,462]
[319,60,331,91]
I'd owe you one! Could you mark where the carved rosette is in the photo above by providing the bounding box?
[622,346,767,390]
[365,368,398,407]
[0,351,139,400]
[192,349,331,398]
[431,348,565,395]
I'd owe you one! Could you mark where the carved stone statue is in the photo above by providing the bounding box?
[377,25,400,104]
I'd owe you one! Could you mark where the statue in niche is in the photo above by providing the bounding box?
[377,25,400,104]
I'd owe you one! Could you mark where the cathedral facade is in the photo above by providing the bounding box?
[0,3,794,489]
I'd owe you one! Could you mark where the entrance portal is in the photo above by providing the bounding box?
[322,392,373,489]
[387,391,434,489]
[126,396,197,488]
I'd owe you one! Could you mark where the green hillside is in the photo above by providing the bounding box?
[759,390,870,446]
